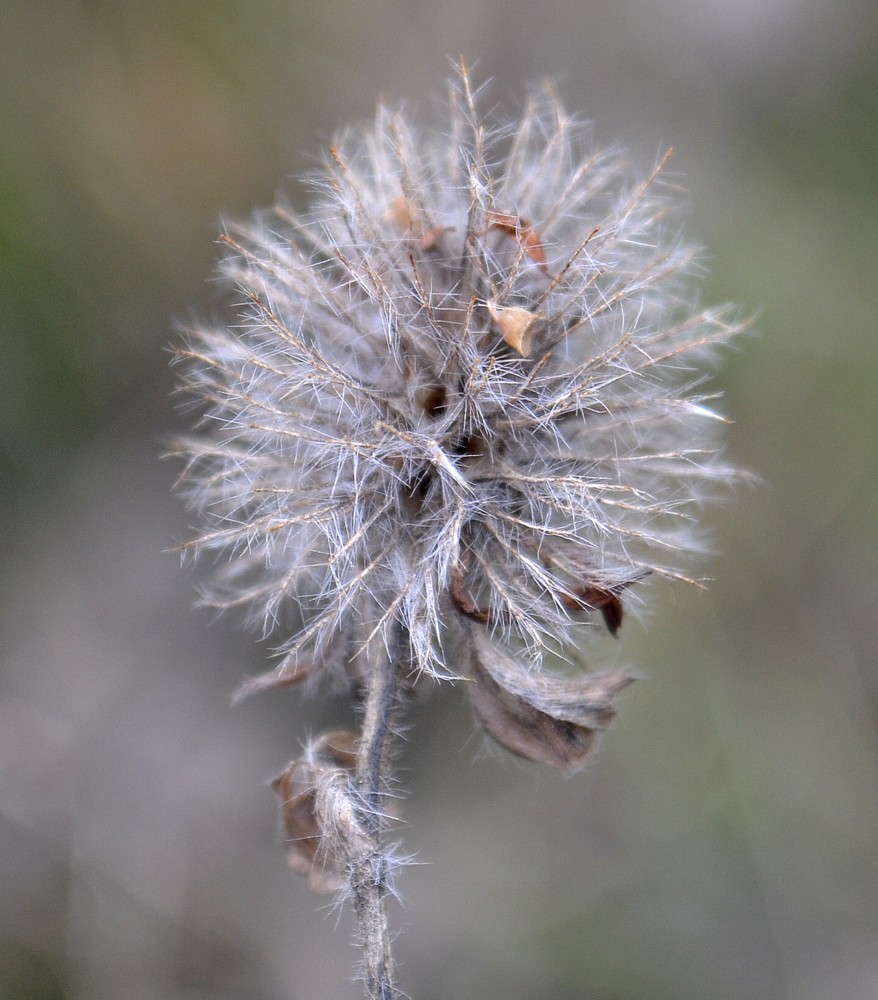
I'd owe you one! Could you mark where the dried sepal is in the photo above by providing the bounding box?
[486,211,550,275]
[233,657,319,703]
[387,195,449,252]
[450,546,636,637]
[466,629,635,771]
[386,194,415,232]
[487,300,542,355]
[556,584,627,637]
[271,730,358,893]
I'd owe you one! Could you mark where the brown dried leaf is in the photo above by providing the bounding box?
[486,211,549,275]
[271,730,358,893]
[466,630,635,771]
[487,300,542,355]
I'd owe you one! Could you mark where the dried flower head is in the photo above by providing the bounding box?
[174,64,741,1000]
[176,70,737,717]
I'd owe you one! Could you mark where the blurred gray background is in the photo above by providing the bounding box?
[1,2,876,998]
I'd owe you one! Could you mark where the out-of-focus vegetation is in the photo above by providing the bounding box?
[1,2,876,998]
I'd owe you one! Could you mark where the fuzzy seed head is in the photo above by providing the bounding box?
[175,68,741,694]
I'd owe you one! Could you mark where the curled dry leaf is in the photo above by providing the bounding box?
[271,730,358,893]
[466,629,635,771]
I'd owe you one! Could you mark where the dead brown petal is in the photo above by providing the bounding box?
[466,629,635,771]
[487,300,542,356]
[486,211,549,275]
[271,730,358,893]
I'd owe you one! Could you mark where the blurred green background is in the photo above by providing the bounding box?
[1,2,876,998]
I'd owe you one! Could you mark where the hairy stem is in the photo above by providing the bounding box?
[350,621,407,1000]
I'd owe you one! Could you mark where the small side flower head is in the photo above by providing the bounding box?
[174,65,742,772]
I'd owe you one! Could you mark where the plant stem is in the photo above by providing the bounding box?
[350,622,407,1000]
